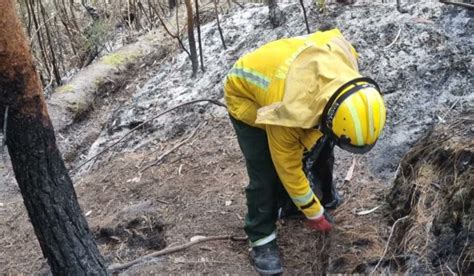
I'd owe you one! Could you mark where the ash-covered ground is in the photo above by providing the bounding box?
[88,0,473,181]
[0,1,472,274]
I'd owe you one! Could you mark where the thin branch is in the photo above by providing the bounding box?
[374,25,402,81]
[371,216,409,274]
[72,99,226,172]
[385,26,402,49]
[149,1,191,57]
[138,121,206,173]
[137,1,154,28]
[214,0,227,49]
[28,12,59,47]
[108,235,247,272]
[231,0,244,9]
[299,0,310,34]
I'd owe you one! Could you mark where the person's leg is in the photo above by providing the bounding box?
[229,116,280,244]
[312,141,341,208]
[229,116,283,274]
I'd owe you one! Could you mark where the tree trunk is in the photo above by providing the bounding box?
[169,0,177,10]
[0,1,108,274]
[27,0,52,83]
[184,0,198,77]
[194,0,204,72]
[266,0,285,28]
[39,0,62,86]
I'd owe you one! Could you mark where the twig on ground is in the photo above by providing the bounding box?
[446,264,456,275]
[371,215,409,274]
[341,157,357,186]
[72,99,226,172]
[138,121,206,173]
[385,26,402,49]
[374,25,402,81]
[356,205,382,216]
[156,198,170,205]
[108,235,247,272]
[439,0,474,10]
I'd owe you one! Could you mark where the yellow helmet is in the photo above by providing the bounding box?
[321,78,386,154]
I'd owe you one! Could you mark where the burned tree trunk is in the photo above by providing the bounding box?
[194,0,204,72]
[184,0,198,77]
[0,0,107,274]
[265,0,285,28]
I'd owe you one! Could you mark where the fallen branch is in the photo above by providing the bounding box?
[138,121,206,173]
[108,235,247,272]
[385,26,402,49]
[439,0,474,10]
[371,215,409,274]
[72,99,226,172]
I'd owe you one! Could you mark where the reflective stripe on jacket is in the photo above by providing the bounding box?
[224,29,361,219]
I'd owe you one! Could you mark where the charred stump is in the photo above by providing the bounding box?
[0,0,107,274]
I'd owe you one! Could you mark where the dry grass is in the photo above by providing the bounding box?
[385,115,473,274]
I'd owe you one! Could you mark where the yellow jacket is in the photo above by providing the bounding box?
[224,29,361,219]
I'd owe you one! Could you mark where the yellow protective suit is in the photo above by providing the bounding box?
[224,29,361,219]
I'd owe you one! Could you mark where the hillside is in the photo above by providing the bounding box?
[0,1,472,274]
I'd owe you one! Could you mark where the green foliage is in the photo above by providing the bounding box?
[101,52,136,66]
[82,20,113,53]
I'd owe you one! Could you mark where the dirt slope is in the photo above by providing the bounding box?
[0,1,472,274]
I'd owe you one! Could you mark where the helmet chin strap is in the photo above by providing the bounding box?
[319,77,382,147]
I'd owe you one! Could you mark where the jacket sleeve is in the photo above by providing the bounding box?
[266,125,324,219]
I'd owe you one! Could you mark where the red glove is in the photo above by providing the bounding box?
[306,214,333,233]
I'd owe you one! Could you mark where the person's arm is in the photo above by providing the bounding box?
[266,125,325,219]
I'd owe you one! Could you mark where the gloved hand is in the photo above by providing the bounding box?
[306,213,333,233]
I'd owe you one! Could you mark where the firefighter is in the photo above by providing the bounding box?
[224,29,386,274]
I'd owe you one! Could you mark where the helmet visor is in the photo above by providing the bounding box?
[338,142,375,154]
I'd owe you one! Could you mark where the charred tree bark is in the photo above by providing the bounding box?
[265,0,285,28]
[194,0,204,72]
[184,0,198,77]
[169,0,177,10]
[0,0,108,274]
